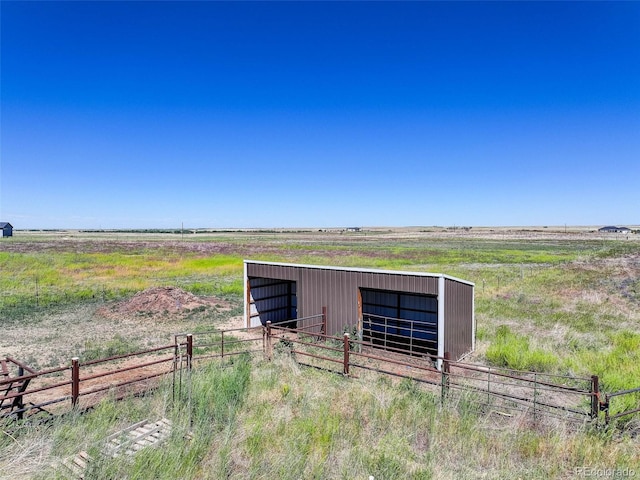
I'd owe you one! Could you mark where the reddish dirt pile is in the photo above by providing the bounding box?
[98,286,227,318]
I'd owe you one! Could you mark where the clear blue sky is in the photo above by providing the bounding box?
[1,1,639,229]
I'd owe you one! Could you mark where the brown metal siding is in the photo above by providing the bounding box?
[246,262,473,362]
[249,263,440,336]
[247,263,300,282]
[443,278,474,360]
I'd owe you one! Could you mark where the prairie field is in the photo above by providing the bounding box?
[1,227,639,478]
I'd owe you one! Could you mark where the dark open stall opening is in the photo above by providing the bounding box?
[248,277,297,329]
[361,288,438,357]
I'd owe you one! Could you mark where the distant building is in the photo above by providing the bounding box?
[0,223,13,237]
[598,226,631,233]
[346,227,361,232]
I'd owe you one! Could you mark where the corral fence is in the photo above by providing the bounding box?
[0,326,265,422]
[1,346,176,421]
[2,315,637,427]
[603,387,640,424]
[262,318,639,427]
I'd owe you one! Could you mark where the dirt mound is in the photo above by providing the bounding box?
[98,286,227,318]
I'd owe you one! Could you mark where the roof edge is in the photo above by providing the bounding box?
[243,259,475,286]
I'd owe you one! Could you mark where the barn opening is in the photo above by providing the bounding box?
[248,277,297,329]
[361,288,438,357]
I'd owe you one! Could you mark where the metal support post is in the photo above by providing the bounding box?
[266,321,272,361]
[591,375,599,421]
[186,334,193,371]
[441,352,450,404]
[71,357,80,408]
[343,333,350,376]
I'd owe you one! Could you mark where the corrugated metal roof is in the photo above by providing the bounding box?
[244,260,474,286]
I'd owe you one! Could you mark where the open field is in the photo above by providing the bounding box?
[2,228,639,382]
[1,228,639,478]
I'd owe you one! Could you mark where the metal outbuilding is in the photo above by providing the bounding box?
[0,223,13,237]
[244,260,475,365]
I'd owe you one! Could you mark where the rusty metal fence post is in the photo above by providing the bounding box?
[71,357,80,408]
[186,334,193,430]
[172,339,179,402]
[321,306,327,336]
[533,373,538,424]
[16,366,25,420]
[186,334,193,371]
[343,333,350,376]
[266,321,272,361]
[441,352,450,404]
[591,375,599,421]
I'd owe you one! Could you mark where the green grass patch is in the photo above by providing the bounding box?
[564,331,640,419]
[0,249,244,321]
[486,325,559,372]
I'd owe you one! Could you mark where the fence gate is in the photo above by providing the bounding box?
[361,288,438,357]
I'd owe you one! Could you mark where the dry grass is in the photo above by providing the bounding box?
[2,353,639,479]
[0,428,53,480]
[0,300,242,369]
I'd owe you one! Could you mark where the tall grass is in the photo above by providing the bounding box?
[4,354,639,479]
[486,325,559,372]
[23,356,252,480]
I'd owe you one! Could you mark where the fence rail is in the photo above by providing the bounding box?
[362,312,438,357]
[604,386,640,423]
[264,321,634,425]
[2,316,638,427]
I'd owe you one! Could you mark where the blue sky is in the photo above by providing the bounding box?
[1,1,639,229]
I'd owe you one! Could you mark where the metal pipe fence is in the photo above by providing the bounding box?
[2,317,638,427]
[362,313,438,357]
[1,323,268,421]
[262,324,634,426]
[603,386,640,423]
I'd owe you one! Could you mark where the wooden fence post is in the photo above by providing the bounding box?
[591,375,600,421]
[71,357,80,408]
[221,331,225,359]
[343,333,350,376]
[266,321,272,361]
